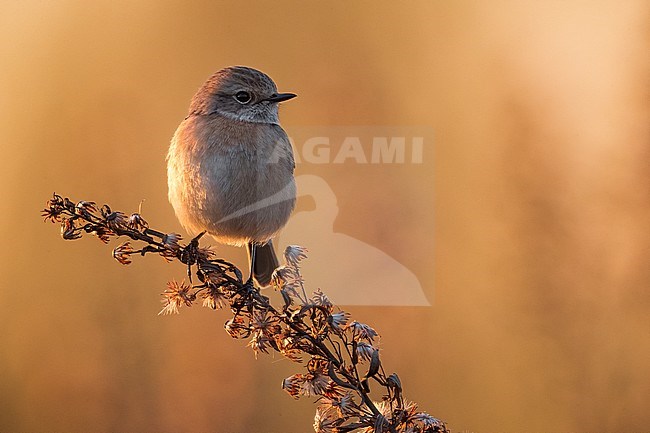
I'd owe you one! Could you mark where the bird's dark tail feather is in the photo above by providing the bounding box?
[247,240,279,287]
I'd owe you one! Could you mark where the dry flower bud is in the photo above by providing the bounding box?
[311,289,332,307]
[271,265,300,290]
[85,225,114,243]
[284,245,308,267]
[319,392,359,418]
[410,412,447,432]
[225,316,248,339]
[313,407,342,433]
[327,310,350,331]
[356,341,376,362]
[301,373,331,397]
[159,247,177,262]
[162,232,182,250]
[321,381,346,399]
[112,242,134,265]
[248,329,273,357]
[366,349,381,378]
[275,335,303,362]
[41,207,61,223]
[127,213,148,231]
[307,357,330,375]
[196,246,215,261]
[74,200,96,217]
[60,219,81,240]
[387,373,402,394]
[348,321,379,342]
[282,373,306,399]
[104,210,127,231]
[42,194,66,222]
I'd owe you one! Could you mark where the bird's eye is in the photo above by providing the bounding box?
[234,91,252,104]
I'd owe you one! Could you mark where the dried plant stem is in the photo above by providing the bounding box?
[42,193,448,433]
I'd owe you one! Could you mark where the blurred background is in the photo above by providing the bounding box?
[1,1,649,432]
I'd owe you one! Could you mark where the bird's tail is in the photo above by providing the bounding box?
[247,240,279,287]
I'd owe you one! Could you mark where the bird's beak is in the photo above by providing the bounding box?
[265,92,297,103]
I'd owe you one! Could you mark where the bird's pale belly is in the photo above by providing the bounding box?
[168,145,296,246]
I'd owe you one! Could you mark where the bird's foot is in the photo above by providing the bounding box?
[243,276,256,290]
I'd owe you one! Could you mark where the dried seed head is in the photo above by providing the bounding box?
[42,193,66,223]
[313,407,342,433]
[158,280,194,315]
[86,225,115,244]
[307,357,330,375]
[196,245,215,261]
[224,315,248,339]
[275,334,303,362]
[366,349,381,378]
[321,381,346,400]
[282,373,306,399]
[348,321,379,342]
[284,245,308,267]
[311,289,332,307]
[319,392,359,418]
[74,201,97,217]
[162,232,182,250]
[61,219,81,240]
[159,247,177,262]
[374,400,395,422]
[271,265,300,289]
[356,341,376,362]
[104,210,128,231]
[387,373,402,394]
[127,213,149,231]
[248,329,270,356]
[201,286,228,310]
[327,310,350,331]
[409,412,447,432]
[301,373,331,397]
[112,242,134,265]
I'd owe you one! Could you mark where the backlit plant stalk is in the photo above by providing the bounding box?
[42,193,448,433]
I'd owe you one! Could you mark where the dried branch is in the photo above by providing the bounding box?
[42,193,449,433]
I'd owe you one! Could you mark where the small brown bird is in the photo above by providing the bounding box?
[167,66,297,285]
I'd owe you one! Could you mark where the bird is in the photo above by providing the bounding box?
[167,66,297,286]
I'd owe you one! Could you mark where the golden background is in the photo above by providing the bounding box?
[1,1,648,432]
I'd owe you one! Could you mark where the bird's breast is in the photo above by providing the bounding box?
[167,115,296,245]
